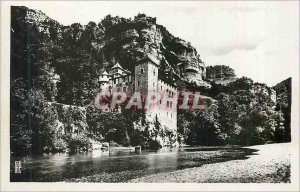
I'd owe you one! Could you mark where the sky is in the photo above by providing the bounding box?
[8,1,299,86]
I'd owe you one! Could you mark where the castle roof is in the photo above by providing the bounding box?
[146,54,160,66]
[99,71,109,82]
[101,71,108,75]
[111,62,123,70]
[136,54,160,66]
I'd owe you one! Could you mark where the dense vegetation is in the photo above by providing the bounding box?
[178,76,288,146]
[10,6,291,155]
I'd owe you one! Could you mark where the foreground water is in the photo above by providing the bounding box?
[11,147,257,182]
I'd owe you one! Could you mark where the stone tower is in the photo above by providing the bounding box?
[97,71,111,112]
[98,71,110,92]
[134,56,160,101]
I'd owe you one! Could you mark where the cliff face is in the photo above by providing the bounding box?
[272,78,291,142]
[273,78,292,109]
[11,7,208,88]
[87,13,208,86]
[206,65,236,85]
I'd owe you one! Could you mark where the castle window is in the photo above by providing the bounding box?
[137,81,140,86]
[170,102,172,108]
[171,113,172,118]
[123,87,126,92]
[153,69,156,76]
[161,86,162,91]
[167,101,169,107]
[114,79,116,84]
[141,68,144,74]
[153,82,155,87]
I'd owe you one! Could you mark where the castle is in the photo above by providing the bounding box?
[98,56,178,135]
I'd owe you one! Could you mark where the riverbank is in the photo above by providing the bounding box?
[129,143,291,183]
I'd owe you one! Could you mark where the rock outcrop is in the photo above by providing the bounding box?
[273,78,292,109]
[12,7,208,88]
[272,78,291,142]
[206,65,236,85]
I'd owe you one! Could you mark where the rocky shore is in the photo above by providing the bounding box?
[129,143,291,183]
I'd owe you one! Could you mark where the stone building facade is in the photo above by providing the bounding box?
[98,56,178,134]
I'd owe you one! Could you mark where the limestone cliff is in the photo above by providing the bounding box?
[11,7,208,89]
[273,78,292,109]
[272,78,291,142]
[206,65,237,85]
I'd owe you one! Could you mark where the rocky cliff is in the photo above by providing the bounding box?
[206,65,237,85]
[273,78,292,110]
[11,7,208,89]
[272,78,291,142]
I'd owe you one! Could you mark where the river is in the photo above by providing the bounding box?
[10,147,257,182]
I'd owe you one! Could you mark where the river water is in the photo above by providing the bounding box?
[10,147,257,182]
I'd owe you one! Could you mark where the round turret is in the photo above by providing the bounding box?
[99,71,109,82]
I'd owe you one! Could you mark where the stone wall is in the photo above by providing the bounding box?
[134,61,159,97]
[156,80,177,131]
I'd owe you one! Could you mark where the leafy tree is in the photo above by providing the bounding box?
[10,79,32,155]
[26,90,58,154]
[152,115,161,141]
[64,132,91,153]
[217,93,240,144]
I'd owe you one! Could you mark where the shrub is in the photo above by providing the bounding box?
[148,139,162,150]
[53,137,67,152]
[65,133,91,152]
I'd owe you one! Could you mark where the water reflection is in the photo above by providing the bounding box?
[10,147,257,182]
[146,150,179,174]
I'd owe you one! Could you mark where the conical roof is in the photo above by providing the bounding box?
[101,71,108,75]
[99,71,109,82]
[111,62,123,69]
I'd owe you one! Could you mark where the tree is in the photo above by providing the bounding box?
[217,93,241,144]
[153,115,161,141]
[10,79,32,155]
